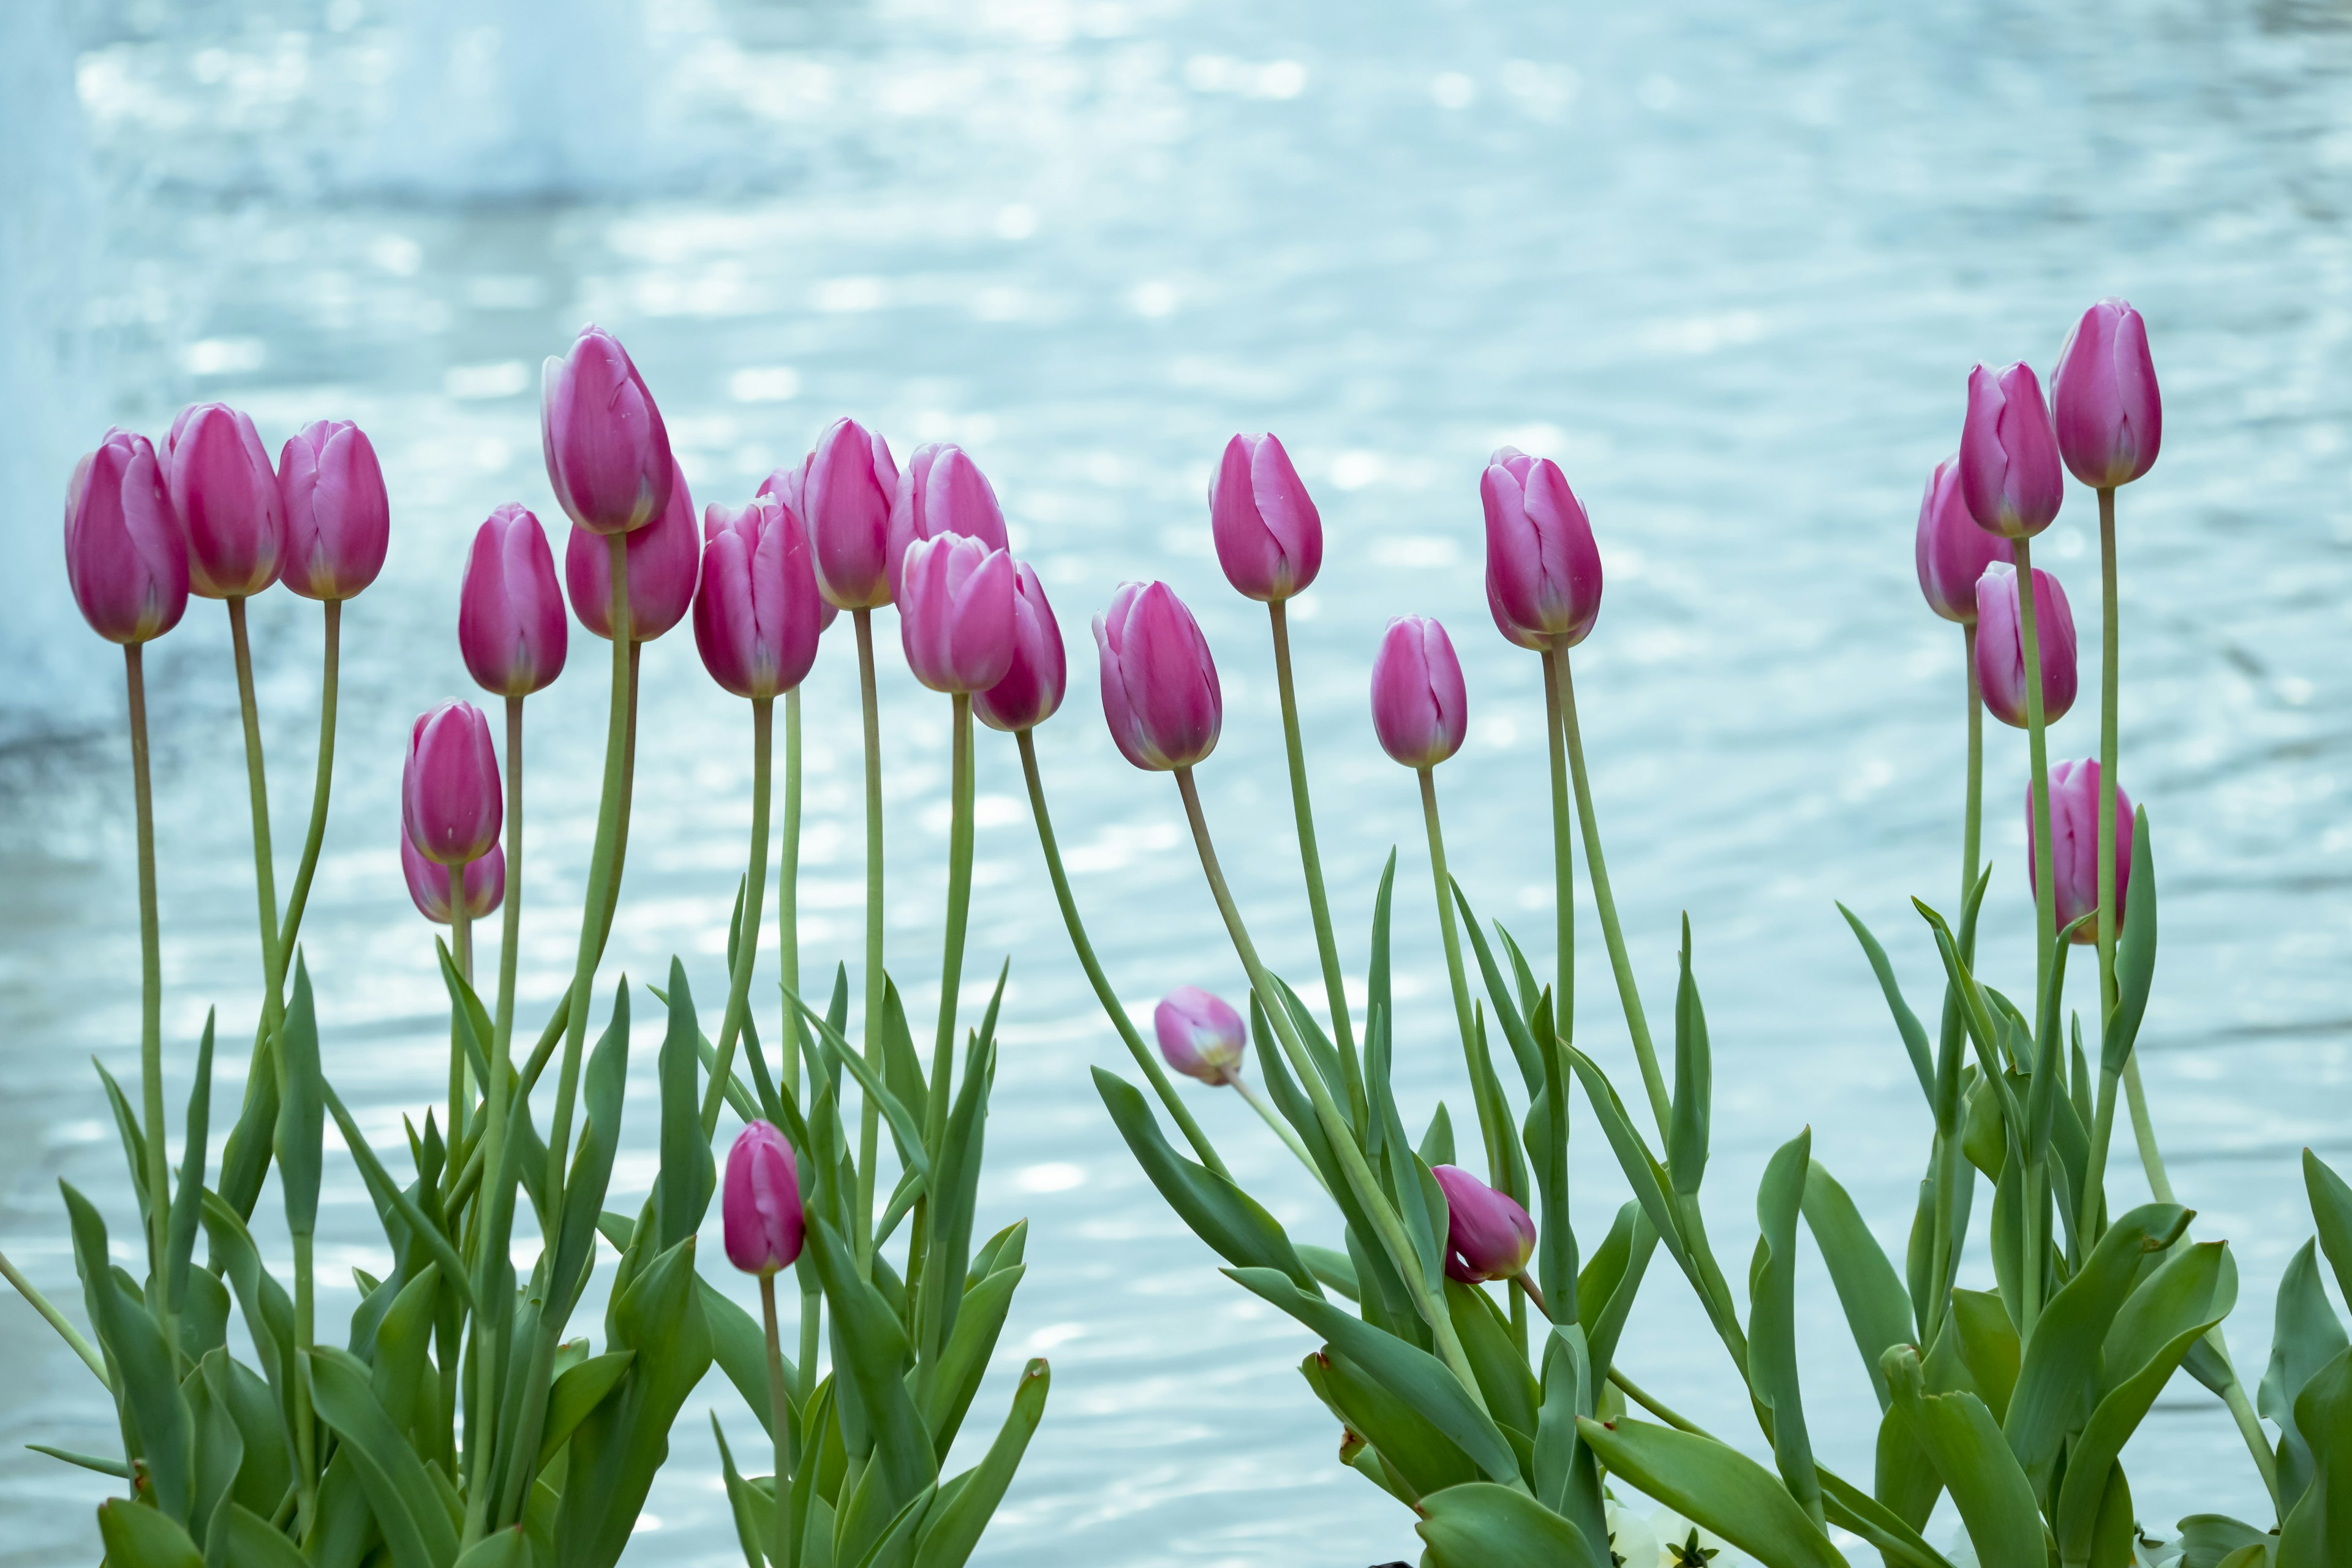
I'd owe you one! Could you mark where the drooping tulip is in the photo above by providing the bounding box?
[801,417,899,610]
[1958,362,2065,540]
[1155,986,1247,1085]
[1431,1164,1536,1284]
[402,831,503,923]
[2029,759,2133,943]
[974,562,1067,734]
[403,701,503,866]
[460,504,568,698]
[64,429,188,644]
[723,1120,805,1274]
[565,464,699,641]
[1481,447,1602,649]
[2051,299,2162,490]
[1370,616,1468,769]
[277,420,390,601]
[899,534,1017,695]
[541,325,674,537]
[692,494,825,701]
[1095,581,1221,771]
[1973,563,2078,729]
[1915,455,2013,625]
[164,402,283,598]
[1209,432,1322,602]
[887,442,1008,600]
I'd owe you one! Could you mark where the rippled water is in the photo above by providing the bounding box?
[7,0,2352,1561]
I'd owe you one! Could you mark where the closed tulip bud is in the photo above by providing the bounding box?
[402,831,503,923]
[975,561,1067,733]
[64,429,188,644]
[802,417,899,610]
[403,701,503,866]
[541,325,674,537]
[1973,563,2078,729]
[2029,759,2133,943]
[693,496,825,700]
[2051,299,2162,489]
[1915,456,2013,624]
[1370,615,1468,769]
[461,505,568,697]
[899,534,1017,695]
[1095,580,1221,771]
[888,442,1008,601]
[1485,575,1547,652]
[1432,1164,1536,1284]
[723,1120,805,1274]
[165,402,283,598]
[565,466,700,641]
[758,458,839,635]
[277,420,390,601]
[1210,432,1322,602]
[1481,446,1601,649]
[1958,362,2065,540]
[1154,986,1246,1085]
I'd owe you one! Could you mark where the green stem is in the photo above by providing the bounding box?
[2013,539,2058,1018]
[293,1231,316,1534]
[124,645,170,1281]
[926,694,976,1149]
[703,697,775,1136]
[450,862,474,1145]
[0,1245,108,1384]
[781,687,804,1106]
[462,699,522,1544]
[227,595,285,1065]
[2081,1067,2119,1246]
[1540,649,1574,1044]
[494,695,524,1068]
[854,609,884,1273]
[1230,1074,1325,1189]
[1419,766,1505,1188]
[1963,619,1982,913]
[761,1273,791,1564]
[2097,487,2119,1017]
[598,641,643,943]
[1269,601,1361,1117]
[277,600,341,961]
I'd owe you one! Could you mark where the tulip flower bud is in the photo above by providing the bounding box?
[1370,615,1468,769]
[1481,447,1601,649]
[1094,580,1221,771]
[565,466,700,642]
[1973,563,2078,729]
[461,505,568,698]
[64,429,188,645]
[1154,986,1246,1085]
[402,831,503,924]
[2051,299,2162,490]
[802,417,899,610]
[1915,455,2012,625]
[1485,575,1547,653]
[2029,759,2133,943]
[1209,432,1322,602]
[164,402,283,599]
[975,561,1067,734]
[887,442,1008,601]
[277,420,390,601]
[899,534,1017,695]
[723,1119,805,1275]
[758,459,839,635]
[541,325,675,537]
[1432,1164,1536,1284]
[403,701,503,867]
[693,495,826,701]
[1958,362,2065,540]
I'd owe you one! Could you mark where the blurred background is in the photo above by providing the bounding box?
[5,0,2351,1561]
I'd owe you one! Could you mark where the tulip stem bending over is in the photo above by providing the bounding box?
[703,696,774,1137]
[853,608,885,1273]
[1268,601,1360,1090]
[123,644,173,1283]
[1419,767,1507,1191]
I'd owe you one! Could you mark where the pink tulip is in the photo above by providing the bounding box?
[757,459,839,635]
[460,505,568,698]
[801,417,899,610]
[1155,986,1246,1085]
[277,420,390,601]
[1209,432,1322,602]
[1370,616,1468,769]
[541,325,674,537]
[974,562,1067,734]
[1095,581,1221,771]
[1432,1164,1536,1284]
[403,701,503,866]
[2029,759,2134,943]
[1485,576,1547,652]
[887,442,1008,601]
[723,1120,805,1274]
[1958,362,2065,540]
[1973,563,2078,729]
[2051,299,2162,490]
[693,495,826,701]
[402,832,503,923]
[1915,455,2013,625]
[1481,446,1601,649]
[899,534,1017,695]
[164,402,282,599]
[565,465,700,641]
[64,429,188,645]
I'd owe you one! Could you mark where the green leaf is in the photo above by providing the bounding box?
[788,986,932,1192]
[1947,1290,2020,1426]
[1574,1417,1847,1568]
[2105,806,2157,1073]
[451,1527,533,1568]
[547,982,630,1322]
[922,1019,999,1364]
[95,1499,204,1568]
[275,956,326,1238]
[711,1414,774,1568]
[657,960,716,1250]
[164,1011,217,1316]
[1574,1202,1654,1379]
[1881,1347,2043,1568]
[2280,1348,2352,1567]
[1302,1346,1477,1502]
[924,1265,1024,1458]
[1800,1159,1915,1414]
[1749,1128,1822,1522]
[319,1084,475,1310]
[61,1182,192,1523]
[536,1350,636,1475]
[306,1346,461,1568]
[1090,1068,1317,1292]
[1838,903,1937,1118]
[217,1503,307,1568]
[801,1216,938,1532]
[1530,1326,1607,1551]
[909,1359,1049,1568]
[1419,1102,1457,1169]
[28,1444,130,1479]
[2304,1149,2352,1313]
[1297,1244,1359,1302]
[93,1058,152,1221]
[879,976,930,1133]
[1445,1280,1539,1439]
[1414,1480,1604,1568]
[704,1278,796,1441]
[1667,918,1712,1197]
[2263,1239,2348,1514]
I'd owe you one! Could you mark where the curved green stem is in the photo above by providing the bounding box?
[1540,649,1574,1043]
[0,1246,107,1384]
[703,697,774,1136]
[227,596,285,1054]
[2013,540,2058,1017]
[1963,620,1983,914]
[449,862,475,1145]
[1230,1074,1325,1190]
[781,687,804,1104]
[854,609,885,1273]
[926,693,976,1147]
[1269,601,1360,1114]
[1419,767,1505,1188]
[277,601,340,960]
[124,646,170,1280]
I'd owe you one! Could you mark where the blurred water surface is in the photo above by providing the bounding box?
[6,0,2352,1561]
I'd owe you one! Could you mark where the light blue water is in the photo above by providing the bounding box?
[6,0,2352,1561]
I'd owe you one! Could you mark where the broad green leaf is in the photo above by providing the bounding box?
[1948,1290,2020,1426]
[704,1278,796,1441]
[61,1183,192,1523]
[181,1363,242,1554]
[1749,1129,1822,1522]
[2105,807,2157,1074]
[924,1265,1024,1458]
[711,1414,774,1568]
[451,1527,533,1568]
[535,1350,636,1474]
[1090,1068,1317,1292]
[2304,1150,2352,1313]
[319,1084,475,1311]
[1530,1326,1608,1552]
[93,1059,152,1219]
[276,956,326,1238]
[95,1499,204,1568]
[1445,1281,1539,1439]
[1303,1343,1476,1502]
[922,1022,998,1363]
[909,1359,1049,1568]
[198,1351,288,1521]
[1575,1202,1654,1378]
[2280,1349,2352,1567]
[1448,883,1544,1102]
[1871,1405,1942,1534]
[1838,903,1937,1118]
[217,1503,306,1568]
[788,986,932,1191]
[1414,1480,1604,1568]
[548,982,630,1324]
[1667,918,1712,1197]
[657,960,716,1250]
[1798,1159,1915,1415]
[1882,1348,2042,1568]
[801,1216,938,1528]
[2263,1240,2349,1515]
[1297,1244,1359,1302]
[306,1346,460,1568]
[164,1011,217,1316]
[1574,1417,1847,1568]
[1419,1102,1457,1169]
[1561,1049,1693,1292]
